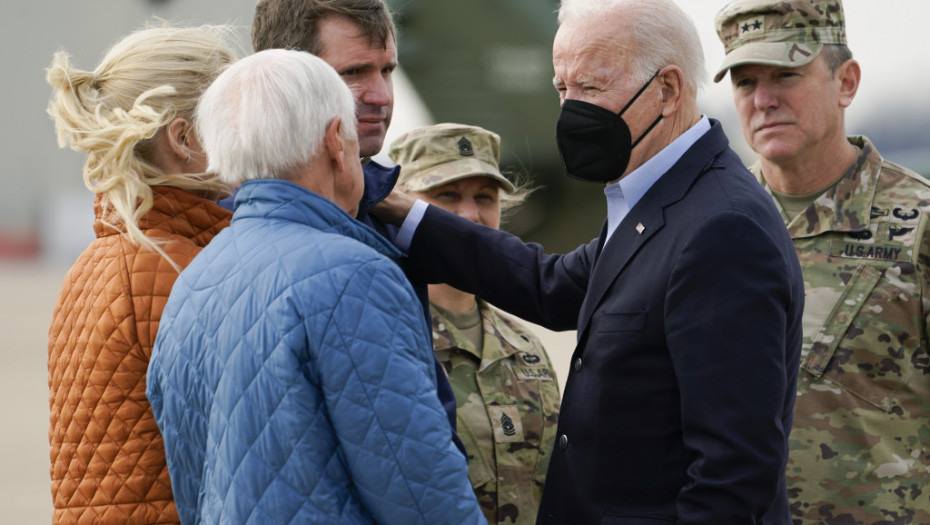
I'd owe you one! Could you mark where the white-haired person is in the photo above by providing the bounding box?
[46,24,237,524]
[146,49,485,525]
[389,123,560,525]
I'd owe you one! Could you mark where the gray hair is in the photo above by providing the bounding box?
[558,0,706,93]
[197,49,357,185]
[821,44,853,76]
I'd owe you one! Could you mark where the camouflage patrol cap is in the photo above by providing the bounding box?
[390,123,516,193]
[713,0,846,82]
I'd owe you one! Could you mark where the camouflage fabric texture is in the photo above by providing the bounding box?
[390,123,516,193]
[430,299,561,525]
[714,0,845,82]
[751,136,930,524]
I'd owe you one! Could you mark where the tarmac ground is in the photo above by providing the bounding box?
[1,262,66,523]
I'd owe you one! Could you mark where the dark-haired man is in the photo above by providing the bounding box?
[248,0,466,453]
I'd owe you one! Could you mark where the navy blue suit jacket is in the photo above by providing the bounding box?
[404,121,803,524]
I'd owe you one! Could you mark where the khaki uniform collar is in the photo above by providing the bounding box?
[431,299,535,371]
[753,136,881,238]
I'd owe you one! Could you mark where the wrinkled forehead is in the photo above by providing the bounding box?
[553,17,631,79]
[317,14,396,56]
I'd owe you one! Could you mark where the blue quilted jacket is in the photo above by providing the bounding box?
[147,179,484,524]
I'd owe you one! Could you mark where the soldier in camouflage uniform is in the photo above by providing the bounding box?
[714,1,930,523]
[390,123,561,525]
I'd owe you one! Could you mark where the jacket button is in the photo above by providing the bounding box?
[573,358,583,371]
[559,434,569,449]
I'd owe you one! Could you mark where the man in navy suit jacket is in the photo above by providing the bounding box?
[373,0,804,523]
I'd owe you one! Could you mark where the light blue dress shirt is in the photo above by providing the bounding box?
[397,116,711,252]
[604,116,710,244]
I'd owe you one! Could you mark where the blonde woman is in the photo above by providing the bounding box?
[390,123,561,525]
[46,25,236,524]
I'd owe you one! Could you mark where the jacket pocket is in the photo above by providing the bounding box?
[802,263,891,409]
[457,417,495,489]
[533,377,561,489]
[596,311,647,333]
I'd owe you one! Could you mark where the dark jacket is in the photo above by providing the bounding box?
[404,121,804,524]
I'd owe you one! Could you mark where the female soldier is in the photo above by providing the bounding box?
[390,123,561,525]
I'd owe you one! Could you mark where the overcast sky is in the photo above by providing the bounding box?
[385,0,930,164]
[683,0,930,127]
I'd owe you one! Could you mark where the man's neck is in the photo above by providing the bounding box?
[761,137,859,195]
[428,283,477,314]
[652,106,701,161]
[614,106,702,184]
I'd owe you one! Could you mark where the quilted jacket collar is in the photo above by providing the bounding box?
[93,185,231,246]
[234,179,402,259]
[430,299,537,370]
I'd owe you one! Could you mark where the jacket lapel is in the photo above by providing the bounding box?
[576,202,665,335]
[575,120,730,338]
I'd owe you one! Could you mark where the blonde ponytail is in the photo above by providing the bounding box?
[46,24,237,269]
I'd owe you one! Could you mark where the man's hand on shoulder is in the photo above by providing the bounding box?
[371,189,416,226]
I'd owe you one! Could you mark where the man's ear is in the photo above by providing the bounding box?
[836,59,861,109]
[165,117,194,162]
[656,66,684,118]
[323,117,347,174]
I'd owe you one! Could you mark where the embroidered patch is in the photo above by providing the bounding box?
[488,405,523,442]
[870,206,889,220]
[738,16,764,35]
[841,222,916,245]
[892,207,919,221]
[457,137,474,157]
[515,366,554,382]
[829,241,906,261]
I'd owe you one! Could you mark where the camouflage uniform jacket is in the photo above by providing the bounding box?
[751,136,930,525]
[431,300,561,525]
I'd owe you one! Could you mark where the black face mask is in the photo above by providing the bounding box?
[555,70,663,184]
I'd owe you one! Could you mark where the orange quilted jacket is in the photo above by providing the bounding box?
[48,186,231,524]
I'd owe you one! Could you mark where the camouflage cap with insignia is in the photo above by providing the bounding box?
[713,0,846,83]
[390,123,516,193]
